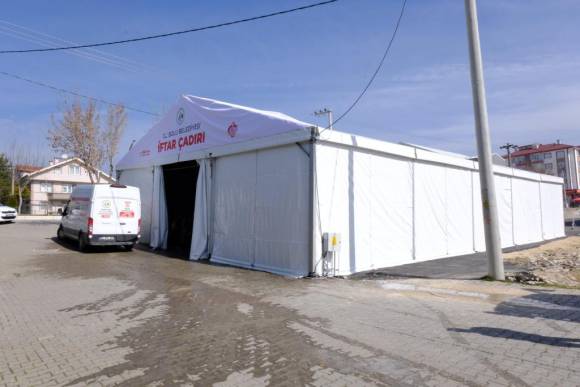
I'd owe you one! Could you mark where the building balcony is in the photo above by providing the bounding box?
[47,192,71,201]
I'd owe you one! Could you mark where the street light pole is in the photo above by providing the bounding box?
[464,0,505,280]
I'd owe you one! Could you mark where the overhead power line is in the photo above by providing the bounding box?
[0,70,159,116]
[0,0,338,54]
[0,20,147,71]
[322,0,407,133]
[0,20,151,72]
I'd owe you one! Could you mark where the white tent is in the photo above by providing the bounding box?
[117,95,566,277]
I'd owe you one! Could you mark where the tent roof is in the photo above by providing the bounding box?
[116,95,563,186]
[117,95,314,170]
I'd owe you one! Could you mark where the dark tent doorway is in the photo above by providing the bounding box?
[163,160,199,258]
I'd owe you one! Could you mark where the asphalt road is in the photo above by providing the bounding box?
[1,222,579,386]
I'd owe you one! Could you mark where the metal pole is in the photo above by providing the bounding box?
[464,0,504,280]
[308,127,318,276]
[328,110,333,131]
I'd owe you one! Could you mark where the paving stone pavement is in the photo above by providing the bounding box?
[0,222,579,387]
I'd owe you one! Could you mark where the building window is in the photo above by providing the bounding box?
[545,163,553,170]
[556,151,565,159]
[69,164,81,175]
[62,184,73,193]
[40,182,53,193]
[531,154,543,162]
[54,167,61,175]
[544,153,552,159]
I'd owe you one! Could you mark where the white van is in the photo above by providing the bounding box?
[58,184,141,251]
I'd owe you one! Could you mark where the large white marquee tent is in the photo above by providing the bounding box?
[117,95,565,277]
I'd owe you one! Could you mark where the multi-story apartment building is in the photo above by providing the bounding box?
[21,156,114,215]
[507,142,580,189]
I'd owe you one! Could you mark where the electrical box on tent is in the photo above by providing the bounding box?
[322,232,341,255]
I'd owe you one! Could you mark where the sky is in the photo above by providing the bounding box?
[1,0,579,165]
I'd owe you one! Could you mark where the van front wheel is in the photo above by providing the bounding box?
[78,232,88,252]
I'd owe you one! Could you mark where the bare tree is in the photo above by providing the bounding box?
[102,104,127,178]
[48,99,104,183]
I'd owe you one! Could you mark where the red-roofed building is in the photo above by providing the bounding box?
[15,164,41,175]
[504,142,580,189]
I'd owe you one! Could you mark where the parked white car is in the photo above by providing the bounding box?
[0,203,17,222]
[57,184,141,251]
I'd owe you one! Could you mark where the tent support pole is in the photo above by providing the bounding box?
[208,156,215,258]
[308,127,318,276]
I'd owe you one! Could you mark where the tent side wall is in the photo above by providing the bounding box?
[315,141,565,276]
[211,143,311,276]
[118,167,154,244]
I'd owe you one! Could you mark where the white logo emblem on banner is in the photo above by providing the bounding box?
[176,108,185,125]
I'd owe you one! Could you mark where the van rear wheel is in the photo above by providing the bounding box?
[57,226,65,241]
[78,232,88,252]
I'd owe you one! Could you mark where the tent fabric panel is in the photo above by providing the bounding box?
[351,152,373,273]
[371,154,414,266]
[540,182,565,240]
[118,167,153,244]
[414,163,448,260]
[212,152,257,267]
[315,144,414,275]
[496,175,515,248]
[512,178,543,245]
[446,168,475,256]
[472,173,486,252]
[190,159,211,260]
[150,166,168,249]
[253,146,310,276]
[313,144,351,276]
[360,152,414,271]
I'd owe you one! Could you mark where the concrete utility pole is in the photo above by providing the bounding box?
[314,108,333,131]
[464,0,505,280]
[500,143,518,167]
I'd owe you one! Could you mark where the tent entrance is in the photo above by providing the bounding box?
[163,160,199,258]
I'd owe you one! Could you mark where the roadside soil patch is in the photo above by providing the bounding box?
[504,236,580,288]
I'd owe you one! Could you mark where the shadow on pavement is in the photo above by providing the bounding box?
[48,236,201,262]
[350,252,522,280]
[449,290,580,347]
[448,327,580,348]
[491,289,580,323]
[49,236,129,254]
[349,239,571,280]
